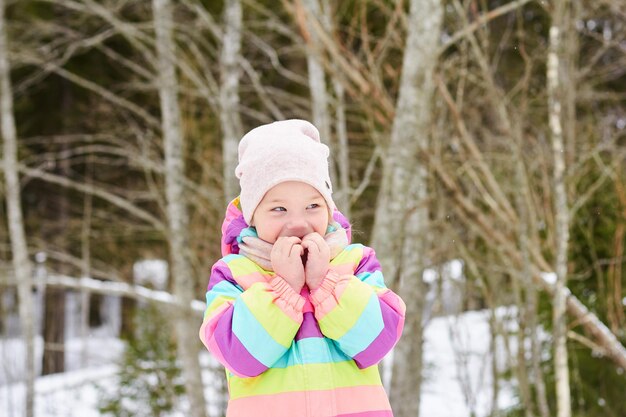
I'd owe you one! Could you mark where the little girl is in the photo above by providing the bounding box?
[199,119,406,417]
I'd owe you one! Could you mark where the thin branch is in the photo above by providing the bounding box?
[441,0,533,55]
[18,165,165,231]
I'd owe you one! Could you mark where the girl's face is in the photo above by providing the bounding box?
[251,181,329,244]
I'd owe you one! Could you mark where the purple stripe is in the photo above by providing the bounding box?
[295,312,323,341]
[214,305,268,377]
[355,248,382,275]
[353,299,400,369]
[222,214,248,254]
[336,411,393,417]
[208,260,238,291]
[333,210,352,243]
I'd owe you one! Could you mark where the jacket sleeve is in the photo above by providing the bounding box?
[198,258,305,377]
[310,245,406,369]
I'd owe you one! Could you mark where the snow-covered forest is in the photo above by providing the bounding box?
[1,1,625,417]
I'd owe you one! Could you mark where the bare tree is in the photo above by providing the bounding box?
[0,0,35,415]
[152,1,207,416]
[220,0,244,203]
[370,0,443,415]
[294,0,351,215]
[548,1,573,416]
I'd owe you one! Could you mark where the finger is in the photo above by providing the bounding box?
[289,244,304,258]
[276,236,301,255]
[302,239,321,255]
[303,232,324,243]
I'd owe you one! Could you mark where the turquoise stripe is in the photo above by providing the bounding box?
[356,270,386,289]
[222,253,242,263]
[336,293,383,357]
[232,298,287,367]
[205,280,242,306]
[273,337,352,368]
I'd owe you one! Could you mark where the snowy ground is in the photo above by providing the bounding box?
[0,307,518,417]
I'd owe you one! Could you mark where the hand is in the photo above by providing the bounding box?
[271,236,305,292]
[301,233,330,290]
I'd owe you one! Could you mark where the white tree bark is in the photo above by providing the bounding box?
[220,0,244,203]
[302,0,331,141]
[332,76,351,218]
[0,0,36,415]
[370,0,443,415]
[152,1,207,416]
[548,1,571,416]
[300,0,351,213]
[324,0,351,219]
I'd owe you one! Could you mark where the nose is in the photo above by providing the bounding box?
[281,218,311,238]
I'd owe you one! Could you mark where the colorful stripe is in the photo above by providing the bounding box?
[227,385,391,417]
[295,312,323,340]
[273,337,351,368]
[211,306,268,377]
[315,277,376,339]
[228,361,382,399]
[200,200,405,416]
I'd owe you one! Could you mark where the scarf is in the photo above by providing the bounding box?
[237,223,349,271]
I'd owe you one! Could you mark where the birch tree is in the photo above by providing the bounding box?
[0,0,35,415]
[370,0,443,415]
[548,1,572,416]
[297,0,351,216]
[220,0,244,203]
[152,1,207,416]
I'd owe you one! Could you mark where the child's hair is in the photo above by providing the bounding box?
[235,119,335,224]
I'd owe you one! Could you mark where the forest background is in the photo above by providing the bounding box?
[1,0,625,417]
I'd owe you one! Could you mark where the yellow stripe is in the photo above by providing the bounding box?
[240,283,301,348]
[318,278,373,340]
[227,255,267,277]
[228,360,382,399]
[330,244,363,268]
[205,294,234,317]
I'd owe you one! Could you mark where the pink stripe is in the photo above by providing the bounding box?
[330,263,358,275]
[311,274,351,320]
[355,247,382,274]
[227,385,391,417]
[379,290,406,314]
[233,271,268,290]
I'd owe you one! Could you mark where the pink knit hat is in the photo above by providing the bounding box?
[235,119,335,224]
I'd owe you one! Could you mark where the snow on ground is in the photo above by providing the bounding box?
[1,308,519,417]
[420,308,517,417]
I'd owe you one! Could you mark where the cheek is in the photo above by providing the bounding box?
[315,214,330,234]
[256,220,283,242]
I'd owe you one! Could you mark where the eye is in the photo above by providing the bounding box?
[307,203,320,209]
[271,206,286,212]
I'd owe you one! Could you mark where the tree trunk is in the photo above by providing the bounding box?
[300,0,351,212]
[42,79,72,376]
[548,1,571,416]
[216,3,243,408]
[370,0,443,416]
[515,152,549,417]
[220,0,244,203]
[324,0,351,218]
[80,155,94,367]
[152,1,207,416]
[0,0,36,415]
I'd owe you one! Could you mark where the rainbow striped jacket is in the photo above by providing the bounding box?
[199,198,406,417]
